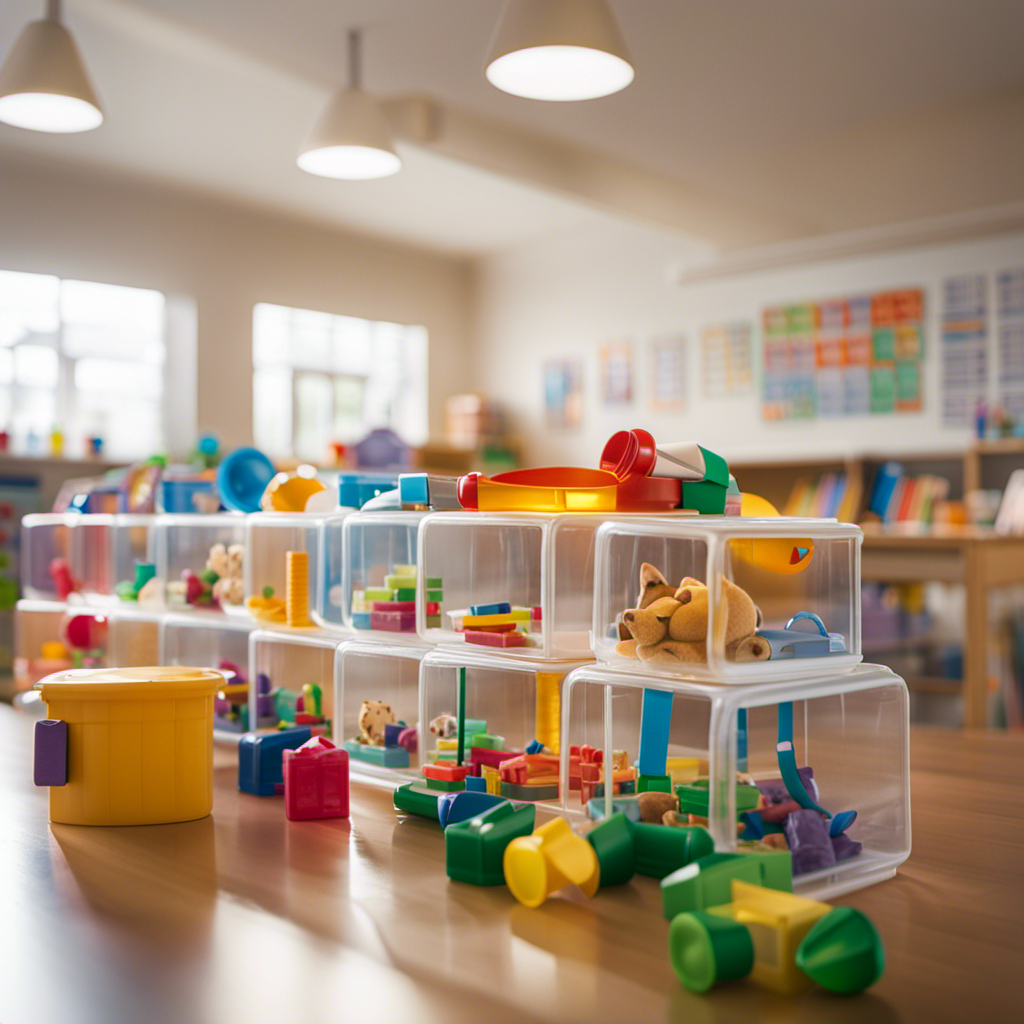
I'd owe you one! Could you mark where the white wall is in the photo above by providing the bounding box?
[472,219,1024,465]
[0,156,473,457]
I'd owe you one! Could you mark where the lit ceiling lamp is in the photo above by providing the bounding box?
[298,29,401,180]
[0,0,103,133]
[485,0,633,101]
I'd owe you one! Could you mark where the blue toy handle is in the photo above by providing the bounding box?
[785,611,829,636]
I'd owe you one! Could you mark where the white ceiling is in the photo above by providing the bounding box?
[1,0,1023,257]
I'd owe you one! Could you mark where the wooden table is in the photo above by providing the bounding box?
[2,705,1022,1024]
[862,530,1024,726]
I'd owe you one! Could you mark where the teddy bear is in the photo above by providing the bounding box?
[208,542,244,606]
[616,563,679,641]
[358,700,396,746]
[615,568,768,666]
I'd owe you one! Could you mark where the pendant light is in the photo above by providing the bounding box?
[0,0,103,133]
[485,0,634,101]
[298,29,401,180]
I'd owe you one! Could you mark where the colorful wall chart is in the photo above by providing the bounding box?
[761,289,924,421]
[701,323,753,398]
[941,275,987,428]
[600,340,634,406]
[650,334,687,410]
[997,269,1024,422]
[542,359,583,429]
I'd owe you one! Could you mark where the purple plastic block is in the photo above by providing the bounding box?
[256,672,274,718]
[831,832,863,863]
[397,726,417,753]
[34,719,68,787]
[756,766,817,807]
[785,808,838,875]
[384,722,403,748]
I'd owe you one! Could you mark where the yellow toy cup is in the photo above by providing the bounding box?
[35,666,222,826]
[503,817,600,908]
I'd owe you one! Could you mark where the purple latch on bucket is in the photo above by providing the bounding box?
[34,719,68,787]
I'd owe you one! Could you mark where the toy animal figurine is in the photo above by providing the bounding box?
[616,571,769,666]
[617,563,678,641]
[358,700,397,746]
[429,713,458,739]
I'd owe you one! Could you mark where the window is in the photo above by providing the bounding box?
[252,303,428,461]
[0,270,165,459]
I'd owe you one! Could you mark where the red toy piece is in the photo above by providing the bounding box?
[283,736,349,821]
[49,558,78,599]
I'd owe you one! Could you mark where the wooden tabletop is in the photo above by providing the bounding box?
[2,705,1022,1024]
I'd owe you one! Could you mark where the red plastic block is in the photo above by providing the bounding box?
[283,736,349,820]
[371,600,416,613]
[371,609,417,632]
[469,746,522,774]
[464,629,527,647]
[422,761,471,782]
[466,621,518,633]
[426,601,440,615]
[532,606,543,620]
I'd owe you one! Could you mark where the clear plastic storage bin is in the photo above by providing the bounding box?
[107,607,162,666]
[417,512,681,660]
[248,629,342,733]
[560,662,910,900]
[20,514,76,600]
[245,512,324,618]
[69,514,115,601]
[593,517,862,682]
[419,647,592,808]
[333,511,428,638]
[13,599,107,691]
[313,509,357,629]
[153,513,247,614]
[110,514,156,597]
[333,640,428,786]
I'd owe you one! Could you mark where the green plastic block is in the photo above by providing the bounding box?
[633,823,714,879]
[638,773,672,794]
[679,480,727,515]
[735,847,793,892]
[424,577,443,589]
[668,911,754,993]
[676,779,760,817]
[465,718,488,736]
[586,813,635,886]
[394,587,417,602]
[661,853,762,919]
[795,907,885,994]
[364,587,393,602]
[384,574,417,591]
[425,776,466,793]
[272,688,299,723]
[500,782,559,802]
[698,446,730,488]
[445,800,535,885]
[470,733,504,750]
[426,616,441,629]
[342,739,410,769]
[426,589,444,602]
[393,783,442,820]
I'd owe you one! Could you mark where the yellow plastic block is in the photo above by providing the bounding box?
[36,667,221,826]
[535,672,562,755]
[482,764,502,795]
[503,817,600,908]
[665,757,707,784]
[462,609,532,628]
[437,737,458,751]
[709,879,831,994]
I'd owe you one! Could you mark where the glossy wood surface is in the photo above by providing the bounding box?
[1,705,1022,1024]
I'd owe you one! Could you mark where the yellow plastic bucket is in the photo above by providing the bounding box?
[35,666,222,826]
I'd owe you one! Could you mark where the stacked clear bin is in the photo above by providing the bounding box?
[245,512,324,615]
[20,513,76,600]
[153,513,247,614]
[555,515,909,899]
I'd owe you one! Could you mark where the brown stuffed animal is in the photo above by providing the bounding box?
[616,563,679,641]
[358,700,396,746]
[615,570,768,666]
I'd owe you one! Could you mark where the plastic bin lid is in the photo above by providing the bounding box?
[217,448,276,513]
[36,666,223,700]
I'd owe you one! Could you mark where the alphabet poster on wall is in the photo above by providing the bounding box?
[650,334,687,410]
[701,322,753,398]
[941,275,987,427]
[761,288,923,421]
[998,268,1024,422]
[600,340,634,405]
[543,359,583,429]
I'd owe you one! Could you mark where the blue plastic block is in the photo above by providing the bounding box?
[238,727,313,796]
[465,775,487,792]
[342,740,410,769]
[398,473,430,506]
[338,472,398,510]
[384,722,403,748]
[352,612,372,630]
[525,739,543,755]
[637,687,674,777]
[438,790,508,828]
[469,601,512,616]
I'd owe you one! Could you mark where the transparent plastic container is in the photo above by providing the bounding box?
[107,606,161,666]
[248,629,343,733]
[153,513,247,615]
[110,514,157,598]
[419,647,592,809]
[69,513,115,602]
[13,599,107,691]
[560,662,910,900]
[20,514,76,600]
[336,510,428,640]
[314,509,357,629]
[593,517,862,682]
[245,512,324,618]
[333,640,428,787]
[417,512,683,660]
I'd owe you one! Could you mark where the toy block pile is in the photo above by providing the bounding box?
[568,745,638,804]
[446,601,542,648]
[351,563,443,632]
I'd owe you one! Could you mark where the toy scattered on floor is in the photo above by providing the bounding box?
[115,561,157,602]
[616,570,768,665]
[239,725,326,796]
[667,878,884,996]
[352,562,441,632]
[283,735,349,820]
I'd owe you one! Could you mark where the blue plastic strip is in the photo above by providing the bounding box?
[737,707,748,773]
[637,688,674,777]
[776,701,831,817]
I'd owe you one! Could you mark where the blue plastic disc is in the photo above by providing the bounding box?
[217,447,276,513]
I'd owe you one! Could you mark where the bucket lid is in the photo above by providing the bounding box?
[36,666,223,700]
